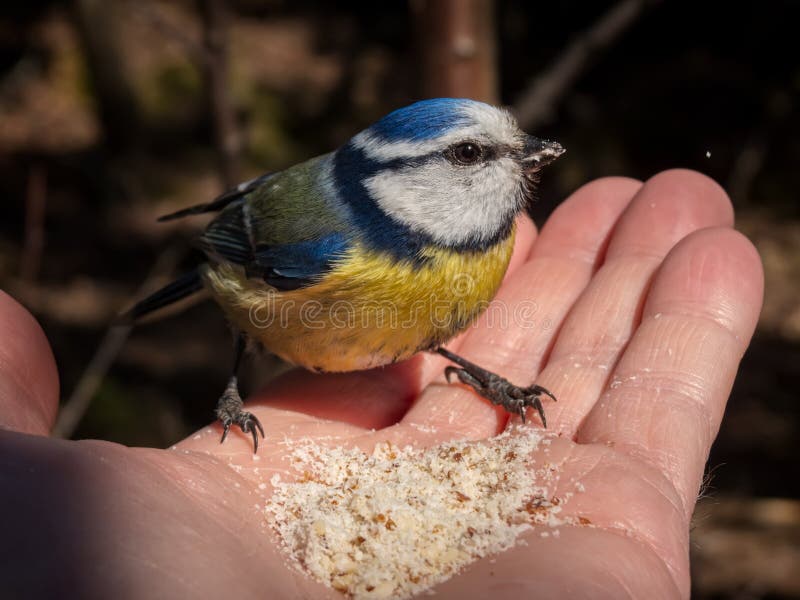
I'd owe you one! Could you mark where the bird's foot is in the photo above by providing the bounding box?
[215,376,265,452]
[438,348,556,427]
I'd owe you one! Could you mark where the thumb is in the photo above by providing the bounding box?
[0,291,59,435]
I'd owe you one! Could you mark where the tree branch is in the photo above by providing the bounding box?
[73,0,143,149]
[20,163,46,281]
[412,0,499,103]
[128,0,204,62]
[198,0,241,188]
[53,248,184,439]
[512,0,657,130]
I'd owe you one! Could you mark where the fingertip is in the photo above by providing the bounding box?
[645,226,764,336]
[651,169,733,221]
[0,291,59,435]
[570,175,644,199]
[607,169,734,258]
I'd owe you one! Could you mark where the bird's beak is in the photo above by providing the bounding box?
[521,136,565,170]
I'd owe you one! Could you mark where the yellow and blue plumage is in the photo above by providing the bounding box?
[127,98,564,450]
[203,228,515,372]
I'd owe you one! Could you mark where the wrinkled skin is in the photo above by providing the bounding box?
[0,170,763,599]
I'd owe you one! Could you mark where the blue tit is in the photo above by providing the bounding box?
[126,98,564,451]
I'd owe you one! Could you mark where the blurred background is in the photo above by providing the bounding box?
[0,0,797,597]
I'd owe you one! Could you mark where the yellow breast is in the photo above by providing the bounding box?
[203,226,515,372]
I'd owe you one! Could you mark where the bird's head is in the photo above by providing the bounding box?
[336,98,564,249]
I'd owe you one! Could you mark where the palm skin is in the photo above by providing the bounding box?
[0,170,763,600]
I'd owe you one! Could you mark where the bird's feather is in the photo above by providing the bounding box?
[247,234,350,290]
[203,225,517,371]
[157,173,274,222]
[199,205,252,264]
[199,155,352,290]
[120,269,204,322]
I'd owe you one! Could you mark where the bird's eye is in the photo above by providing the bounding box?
[449,142,483,165]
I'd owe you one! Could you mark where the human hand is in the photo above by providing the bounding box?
[0,170,762,599]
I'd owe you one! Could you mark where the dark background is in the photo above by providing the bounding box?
[1,1,797,597]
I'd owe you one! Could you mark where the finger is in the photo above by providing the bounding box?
[538,170,735,434]
[578,228,763,515]
[508,213,538,274]
[401,177,643,439]
[435,527,681,599]
[0,291,59,435]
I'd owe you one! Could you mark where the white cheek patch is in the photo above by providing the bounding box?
[364,157,522,247]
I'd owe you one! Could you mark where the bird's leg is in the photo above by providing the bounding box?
[215,333,265,452]
[436,347,556,428]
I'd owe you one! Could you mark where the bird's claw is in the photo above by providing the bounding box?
[445,366,556,428]
[215,378,265,452]
[218,411,265,452]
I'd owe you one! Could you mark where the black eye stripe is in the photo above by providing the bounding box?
[446,141,495,165]
[368,142,507,171]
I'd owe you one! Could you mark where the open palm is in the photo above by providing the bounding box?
[1,170,762,599]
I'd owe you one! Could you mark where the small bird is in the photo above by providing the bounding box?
[127,98,564,451]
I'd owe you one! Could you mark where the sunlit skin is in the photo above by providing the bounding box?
[0,170,763,599]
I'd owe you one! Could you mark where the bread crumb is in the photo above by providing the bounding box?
[265,427,571,598]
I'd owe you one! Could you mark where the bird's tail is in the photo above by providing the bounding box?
[121,269,204,322]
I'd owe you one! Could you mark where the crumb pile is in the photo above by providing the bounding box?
[265,429,569,599]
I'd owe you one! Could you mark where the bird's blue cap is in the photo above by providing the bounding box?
[368,98,483,143]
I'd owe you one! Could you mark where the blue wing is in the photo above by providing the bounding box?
[200,203,350,291]
[247,235,350,291]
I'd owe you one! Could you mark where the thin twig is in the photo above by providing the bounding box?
[512,0,657,130]
[20,163,46,281]
[726,89,792,203]
[199,0,241,188]
[128,0,242,187]
[74,0,143,149]
[53,247,184,439]
[727,137,767,204]
[128,0,205,61]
